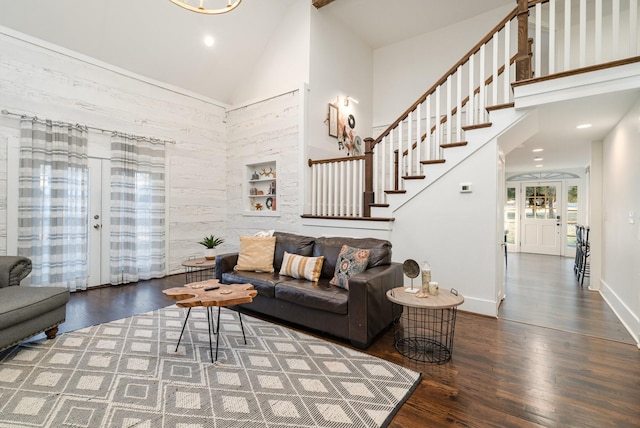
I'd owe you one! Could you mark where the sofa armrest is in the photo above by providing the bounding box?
[0,256,32,288]
[215,253,239,280]
[347,262,403,348]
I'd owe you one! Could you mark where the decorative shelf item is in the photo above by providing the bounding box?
[244,160,278,216]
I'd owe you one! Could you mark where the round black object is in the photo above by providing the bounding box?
[347,114,356,129]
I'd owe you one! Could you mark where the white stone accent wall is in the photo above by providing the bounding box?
[225,91,302,249]
[0,30,227,276]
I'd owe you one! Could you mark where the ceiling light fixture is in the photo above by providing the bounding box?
[204,35,215,47]
[534,157,543,161]
[576,123,592,129]
[535,164,544,168]
[532,148,544,153]
[169,0,242,15]
[344,96,360,107]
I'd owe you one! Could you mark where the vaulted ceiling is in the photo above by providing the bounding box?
[0,0,513,104]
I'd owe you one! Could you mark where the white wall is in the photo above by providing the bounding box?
[225,90,304,248]
[308,6,373,161]
[373,4,514,128]
[391,142,500,316]
[230,1,310,107]
[600,96,640,344]
[0,28,228,275]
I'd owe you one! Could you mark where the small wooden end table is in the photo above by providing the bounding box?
[163,280,257,362]
[386,287,464,364]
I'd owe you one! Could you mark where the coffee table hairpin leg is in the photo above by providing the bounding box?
[175,307,192,352]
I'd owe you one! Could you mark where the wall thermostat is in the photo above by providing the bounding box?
[460,183,472,193]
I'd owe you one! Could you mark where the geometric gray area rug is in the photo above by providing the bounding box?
[0,305,421,427]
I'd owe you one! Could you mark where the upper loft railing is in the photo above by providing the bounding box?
[307,0,639,219]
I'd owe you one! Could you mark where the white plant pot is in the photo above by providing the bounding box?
[204,248,217,260]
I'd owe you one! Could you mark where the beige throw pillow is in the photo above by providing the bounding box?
[279,251,324,282]
[235,236,276,273]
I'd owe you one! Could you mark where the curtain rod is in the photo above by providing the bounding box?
[1,108,176,145]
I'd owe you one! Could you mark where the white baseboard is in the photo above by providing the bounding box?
[599,279,640,347]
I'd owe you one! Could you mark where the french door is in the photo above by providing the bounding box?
[520,182,563,255]
[87,157,111,287]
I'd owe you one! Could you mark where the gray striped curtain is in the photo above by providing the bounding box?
[18,117,89,291]
[110,133,166,285]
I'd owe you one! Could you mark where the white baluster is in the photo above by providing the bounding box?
[416,102,422,174]
[345,160,352,216]
[595,0,602,63]
[426,95,432,161]
[579,0,586,67]
[535,3,542,76]
[321,163,328,216]
[479,44,486,123]
[446,75,452,145]
[339,160,345,216]
[468,55,475,126]
[549,0,556,74]
[565,0,571,71]
[504,20,511,104]
[328,161,334,216]
[311,164,318,216]
[373,142,379,205]
[388,129,394,196]
[435,86,441,159]
[407,110,413,176]
[398,119,403,188]
[357,159,364,217]
[613,0,620,59]
[456,67,462,143]
[380,137,386,204]
[631,0,638,56]
[492,32,499,106]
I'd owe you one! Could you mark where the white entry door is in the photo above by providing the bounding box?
[88,158,111,287]
[520,182,562,255]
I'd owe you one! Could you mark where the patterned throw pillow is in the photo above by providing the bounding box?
[329,245,371,290]
[279,252,325,282]
[234,236,276,273]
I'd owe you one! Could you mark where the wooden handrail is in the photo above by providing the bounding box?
[308,155,365,167]
[372,6,519,148]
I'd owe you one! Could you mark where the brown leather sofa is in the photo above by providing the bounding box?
[215,231,402,349]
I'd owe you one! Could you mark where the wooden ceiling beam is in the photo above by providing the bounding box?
[312,0,336,9]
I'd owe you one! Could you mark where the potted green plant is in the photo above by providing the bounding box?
[198,235,225,260]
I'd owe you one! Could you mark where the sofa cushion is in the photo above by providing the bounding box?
[330,246,370,290]
[314,236,392,279]
[221,271,277,298]
[273,232,315,272]
[275,279,348,315]
[0,286,69,329]
[235,236,276,273]
[279,252,324,282]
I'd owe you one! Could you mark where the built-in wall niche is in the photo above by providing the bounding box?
[244,160,278,216]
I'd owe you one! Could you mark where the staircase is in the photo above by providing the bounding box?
[305,0,640,221]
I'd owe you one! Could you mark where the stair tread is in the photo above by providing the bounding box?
[301,214,394,222]
[403,175,425,180]
[461,122,492,131]
[370,203,389,207]
[384,190,407,194]
[440,141,468,149]
[486,102,515,112]
[421,159,446,165]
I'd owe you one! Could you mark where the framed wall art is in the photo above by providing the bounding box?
[328,103,338,137]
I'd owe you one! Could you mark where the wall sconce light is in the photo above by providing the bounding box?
[344,96,359,107]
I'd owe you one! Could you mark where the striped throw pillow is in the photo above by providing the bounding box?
[279,252,324,282]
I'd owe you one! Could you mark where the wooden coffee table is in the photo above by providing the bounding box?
[163,280,257,362]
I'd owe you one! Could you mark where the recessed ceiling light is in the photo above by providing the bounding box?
[534,157,543,161]
[532,148,544,153]
[576,123,592,129]
[204,35,215,47]
[535,164,544,168]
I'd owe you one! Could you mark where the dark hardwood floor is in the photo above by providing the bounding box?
[26,255,640,427]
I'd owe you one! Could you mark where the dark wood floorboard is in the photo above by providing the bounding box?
[499,253,634,344]
[22,257,640,427]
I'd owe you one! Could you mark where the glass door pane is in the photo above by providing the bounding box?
[567,185,578,248]
[505,187,516,244]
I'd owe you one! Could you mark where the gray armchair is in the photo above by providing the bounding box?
[0,256,70,352]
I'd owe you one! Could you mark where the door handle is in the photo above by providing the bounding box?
[93,224,101,230]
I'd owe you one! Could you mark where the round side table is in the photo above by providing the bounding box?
[182,257,216,284]
[386,287,464,364]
